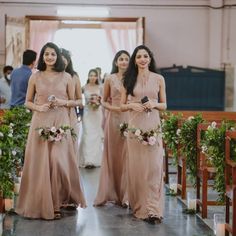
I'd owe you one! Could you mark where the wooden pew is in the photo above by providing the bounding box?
[162,111,236,200]
[225,131,236,236]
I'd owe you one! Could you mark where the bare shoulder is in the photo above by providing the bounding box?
[151,72,164,82]
[72,73,80,81]
[62,71,71,80]
[72,74,81,85]
[104,74,112,83]
[29,71,39,83]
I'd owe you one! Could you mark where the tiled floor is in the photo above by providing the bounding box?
[1,168,214,236]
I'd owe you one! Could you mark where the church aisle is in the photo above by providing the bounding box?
[2,168,214,236]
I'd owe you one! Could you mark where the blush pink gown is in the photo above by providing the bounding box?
[16,71,86,220]
[94,74,128,206]
[126,72,164,219]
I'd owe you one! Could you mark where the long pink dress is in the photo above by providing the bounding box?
[94,74,128,206]
[127,72,164,219]
[16,71,86,220]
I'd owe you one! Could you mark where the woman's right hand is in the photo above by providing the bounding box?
[37,103,51,112]
[129,103,145,112]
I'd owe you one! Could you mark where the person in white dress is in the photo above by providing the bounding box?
[79,69,103,168]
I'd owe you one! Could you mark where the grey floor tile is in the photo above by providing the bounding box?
[1,168,214,236]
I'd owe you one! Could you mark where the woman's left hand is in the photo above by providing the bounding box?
[53,98,67,107]
[143,100,157,110]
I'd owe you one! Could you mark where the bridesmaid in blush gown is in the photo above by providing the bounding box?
[61,48,83,165]
[120,45,167,224]
[15,42,86,220]
[94,50,130,207]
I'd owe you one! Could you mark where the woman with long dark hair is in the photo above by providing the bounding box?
[16,42,86,220]
[120,45,167,223]
[94,50,130,206]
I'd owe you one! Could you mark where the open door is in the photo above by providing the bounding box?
[4,15,145,81]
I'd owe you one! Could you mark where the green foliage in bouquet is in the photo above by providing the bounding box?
[178,114,203,185]
[161,112,182,165]
[201,121,236,202]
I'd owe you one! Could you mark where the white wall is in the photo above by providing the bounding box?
[0,0,236,69]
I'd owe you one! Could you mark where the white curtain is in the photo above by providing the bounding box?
[101,22,136,57]
[29,20,59,57]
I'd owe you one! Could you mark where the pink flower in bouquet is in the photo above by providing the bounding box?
[123,131,128,137]
[50,126,57,132]
[119,123,161,146]
[36,125,77,142]
[134,129,141,136]
[54,134,63,142]
[88,93,101,110]
[148,136,157,145]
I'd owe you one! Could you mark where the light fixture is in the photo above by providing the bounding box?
[57,7,109,17]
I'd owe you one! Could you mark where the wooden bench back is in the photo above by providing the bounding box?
[162,111,236,121]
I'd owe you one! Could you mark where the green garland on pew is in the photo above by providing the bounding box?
[201,120,236,203]
[161,112,182,166]
[178,114,203,186]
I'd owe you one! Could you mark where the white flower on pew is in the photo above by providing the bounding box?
[0,149,2,156]
[12,150,17,156]
[0,132,3,137]
[211,121,217,129]
[207,121,217,130]
[176,129,181,136]
[9,123,14,127]
[201,145,208,153]
[187,116,194,121]
[230,127,235,131]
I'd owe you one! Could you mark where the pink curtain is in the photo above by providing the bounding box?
[29,20,59,56]
[101,22,136,57]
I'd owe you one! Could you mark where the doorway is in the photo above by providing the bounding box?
[5,16,144,84]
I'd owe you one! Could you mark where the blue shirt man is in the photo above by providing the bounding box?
[10,49,37,107]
